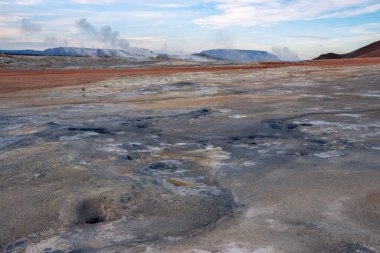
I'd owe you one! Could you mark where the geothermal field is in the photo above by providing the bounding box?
[1,56,380,253]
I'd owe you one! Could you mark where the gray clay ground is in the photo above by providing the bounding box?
[1,64,380,253]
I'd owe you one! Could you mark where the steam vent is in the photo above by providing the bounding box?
[1,1,380,252]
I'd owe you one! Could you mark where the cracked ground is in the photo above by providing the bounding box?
[1,61,380,253]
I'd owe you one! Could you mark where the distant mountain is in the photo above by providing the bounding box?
[193,49,280,62]
[314,40,380,60]
[0,47,157,58]
[0,49,43,56]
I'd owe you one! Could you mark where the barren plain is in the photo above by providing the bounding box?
[1,57,380,253]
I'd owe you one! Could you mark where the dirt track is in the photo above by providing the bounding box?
[1,58,380,93]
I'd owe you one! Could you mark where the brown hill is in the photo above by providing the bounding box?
[314,40,380,60]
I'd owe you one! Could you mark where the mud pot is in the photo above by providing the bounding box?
[1,60,380,252]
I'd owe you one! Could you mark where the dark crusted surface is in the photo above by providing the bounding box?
[1,63,380,252]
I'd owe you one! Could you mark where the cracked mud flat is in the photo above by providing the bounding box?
[1,60,380,253]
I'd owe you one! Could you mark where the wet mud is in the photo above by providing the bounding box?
[1,62,380,252]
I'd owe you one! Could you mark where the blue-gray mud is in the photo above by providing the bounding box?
[1,63,380,253]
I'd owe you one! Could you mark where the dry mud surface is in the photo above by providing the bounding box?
[1,59,380,253]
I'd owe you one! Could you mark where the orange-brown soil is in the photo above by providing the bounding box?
[1,57,380,93]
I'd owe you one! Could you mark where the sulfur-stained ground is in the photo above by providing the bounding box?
[1,60,380,253]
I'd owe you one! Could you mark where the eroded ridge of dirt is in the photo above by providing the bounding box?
[1,61,380,253]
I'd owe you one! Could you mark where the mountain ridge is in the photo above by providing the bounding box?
[314,40,380,60]
[0,47,157,58]
[193,49,280,62]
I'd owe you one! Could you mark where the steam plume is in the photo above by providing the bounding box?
[76,18,130,50]
[271,46,300,62]
[21,18,41,34]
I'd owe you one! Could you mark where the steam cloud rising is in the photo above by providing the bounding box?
[21,19,41,34]
[272,46,300,61]
[76,18,130,50]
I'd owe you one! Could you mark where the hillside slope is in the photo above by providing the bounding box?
[314,40,380,60]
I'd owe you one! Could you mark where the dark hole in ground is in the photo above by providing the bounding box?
[300,123,314,127]
[134,123,149,128]
[269,123,282,130]
[173,81,194,87]
[122,119,151,129]
[309,139,327,144]
[147,162,178,172]
[168,108,211,121]
[68,127,111,134]
[287,123,298,129]
[266,121,299,130]
[85,216,106,224]
[47,122,61,126]
[118,155,133,160]
[78,198,117,225]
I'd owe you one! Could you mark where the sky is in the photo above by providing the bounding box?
[0,0,379,60]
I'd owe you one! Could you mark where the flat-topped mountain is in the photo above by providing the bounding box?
[193,49,280,62]
[0,47,157,58]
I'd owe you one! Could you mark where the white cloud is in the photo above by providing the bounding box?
[69,0,118,4]
[320,3,380,18]
[346,22,380,34]
[143,4,191,8]
[0,0,43,5]
[195,0,380,28]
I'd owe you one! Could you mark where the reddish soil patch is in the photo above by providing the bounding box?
[1,57,380,93]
